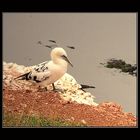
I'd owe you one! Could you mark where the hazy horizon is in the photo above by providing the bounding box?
[3,13,137,115]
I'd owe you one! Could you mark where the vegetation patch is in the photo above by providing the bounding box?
[102,59,137,76]
[3,113,86,127]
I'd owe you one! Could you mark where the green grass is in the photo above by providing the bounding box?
[3,113,86,127]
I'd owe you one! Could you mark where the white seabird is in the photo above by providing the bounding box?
[15,47,73,90]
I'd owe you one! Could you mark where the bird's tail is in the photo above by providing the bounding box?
[80,84,95,89]
[14,72,31,80]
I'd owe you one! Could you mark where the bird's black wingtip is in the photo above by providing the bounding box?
[14,72,31,80]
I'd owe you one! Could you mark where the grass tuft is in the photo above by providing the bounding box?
[3,113,86,127]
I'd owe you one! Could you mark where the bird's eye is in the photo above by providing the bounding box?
[61,55,65,57]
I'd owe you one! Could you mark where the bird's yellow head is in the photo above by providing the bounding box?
[51,47,73,67]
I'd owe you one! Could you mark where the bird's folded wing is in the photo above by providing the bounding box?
[31,70,51,82]
[32,61,49,72]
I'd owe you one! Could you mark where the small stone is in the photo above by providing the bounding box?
[81,119,87,124]
[71,117,75,121]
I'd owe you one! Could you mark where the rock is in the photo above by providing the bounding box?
[3,61,98,106]
[103,59,137,76]
[81,119,87,124]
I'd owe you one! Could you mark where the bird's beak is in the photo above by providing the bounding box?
[62,55,73,67]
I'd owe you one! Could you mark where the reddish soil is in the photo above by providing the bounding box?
[3,89,137,127]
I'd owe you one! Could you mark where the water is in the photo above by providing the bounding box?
[3,13,137,116]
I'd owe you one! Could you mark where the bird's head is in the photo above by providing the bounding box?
[51,47,73,67]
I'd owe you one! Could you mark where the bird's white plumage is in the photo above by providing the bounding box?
[17,47,73,88]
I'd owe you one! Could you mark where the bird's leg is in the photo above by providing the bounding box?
[52,83,56,90]
[81,88,86,92]
[38,85,42,92]
[52,83,62,92]
[45,87,48,91]
[38,85,47,92]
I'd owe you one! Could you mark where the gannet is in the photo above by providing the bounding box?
[15,47,73,90]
